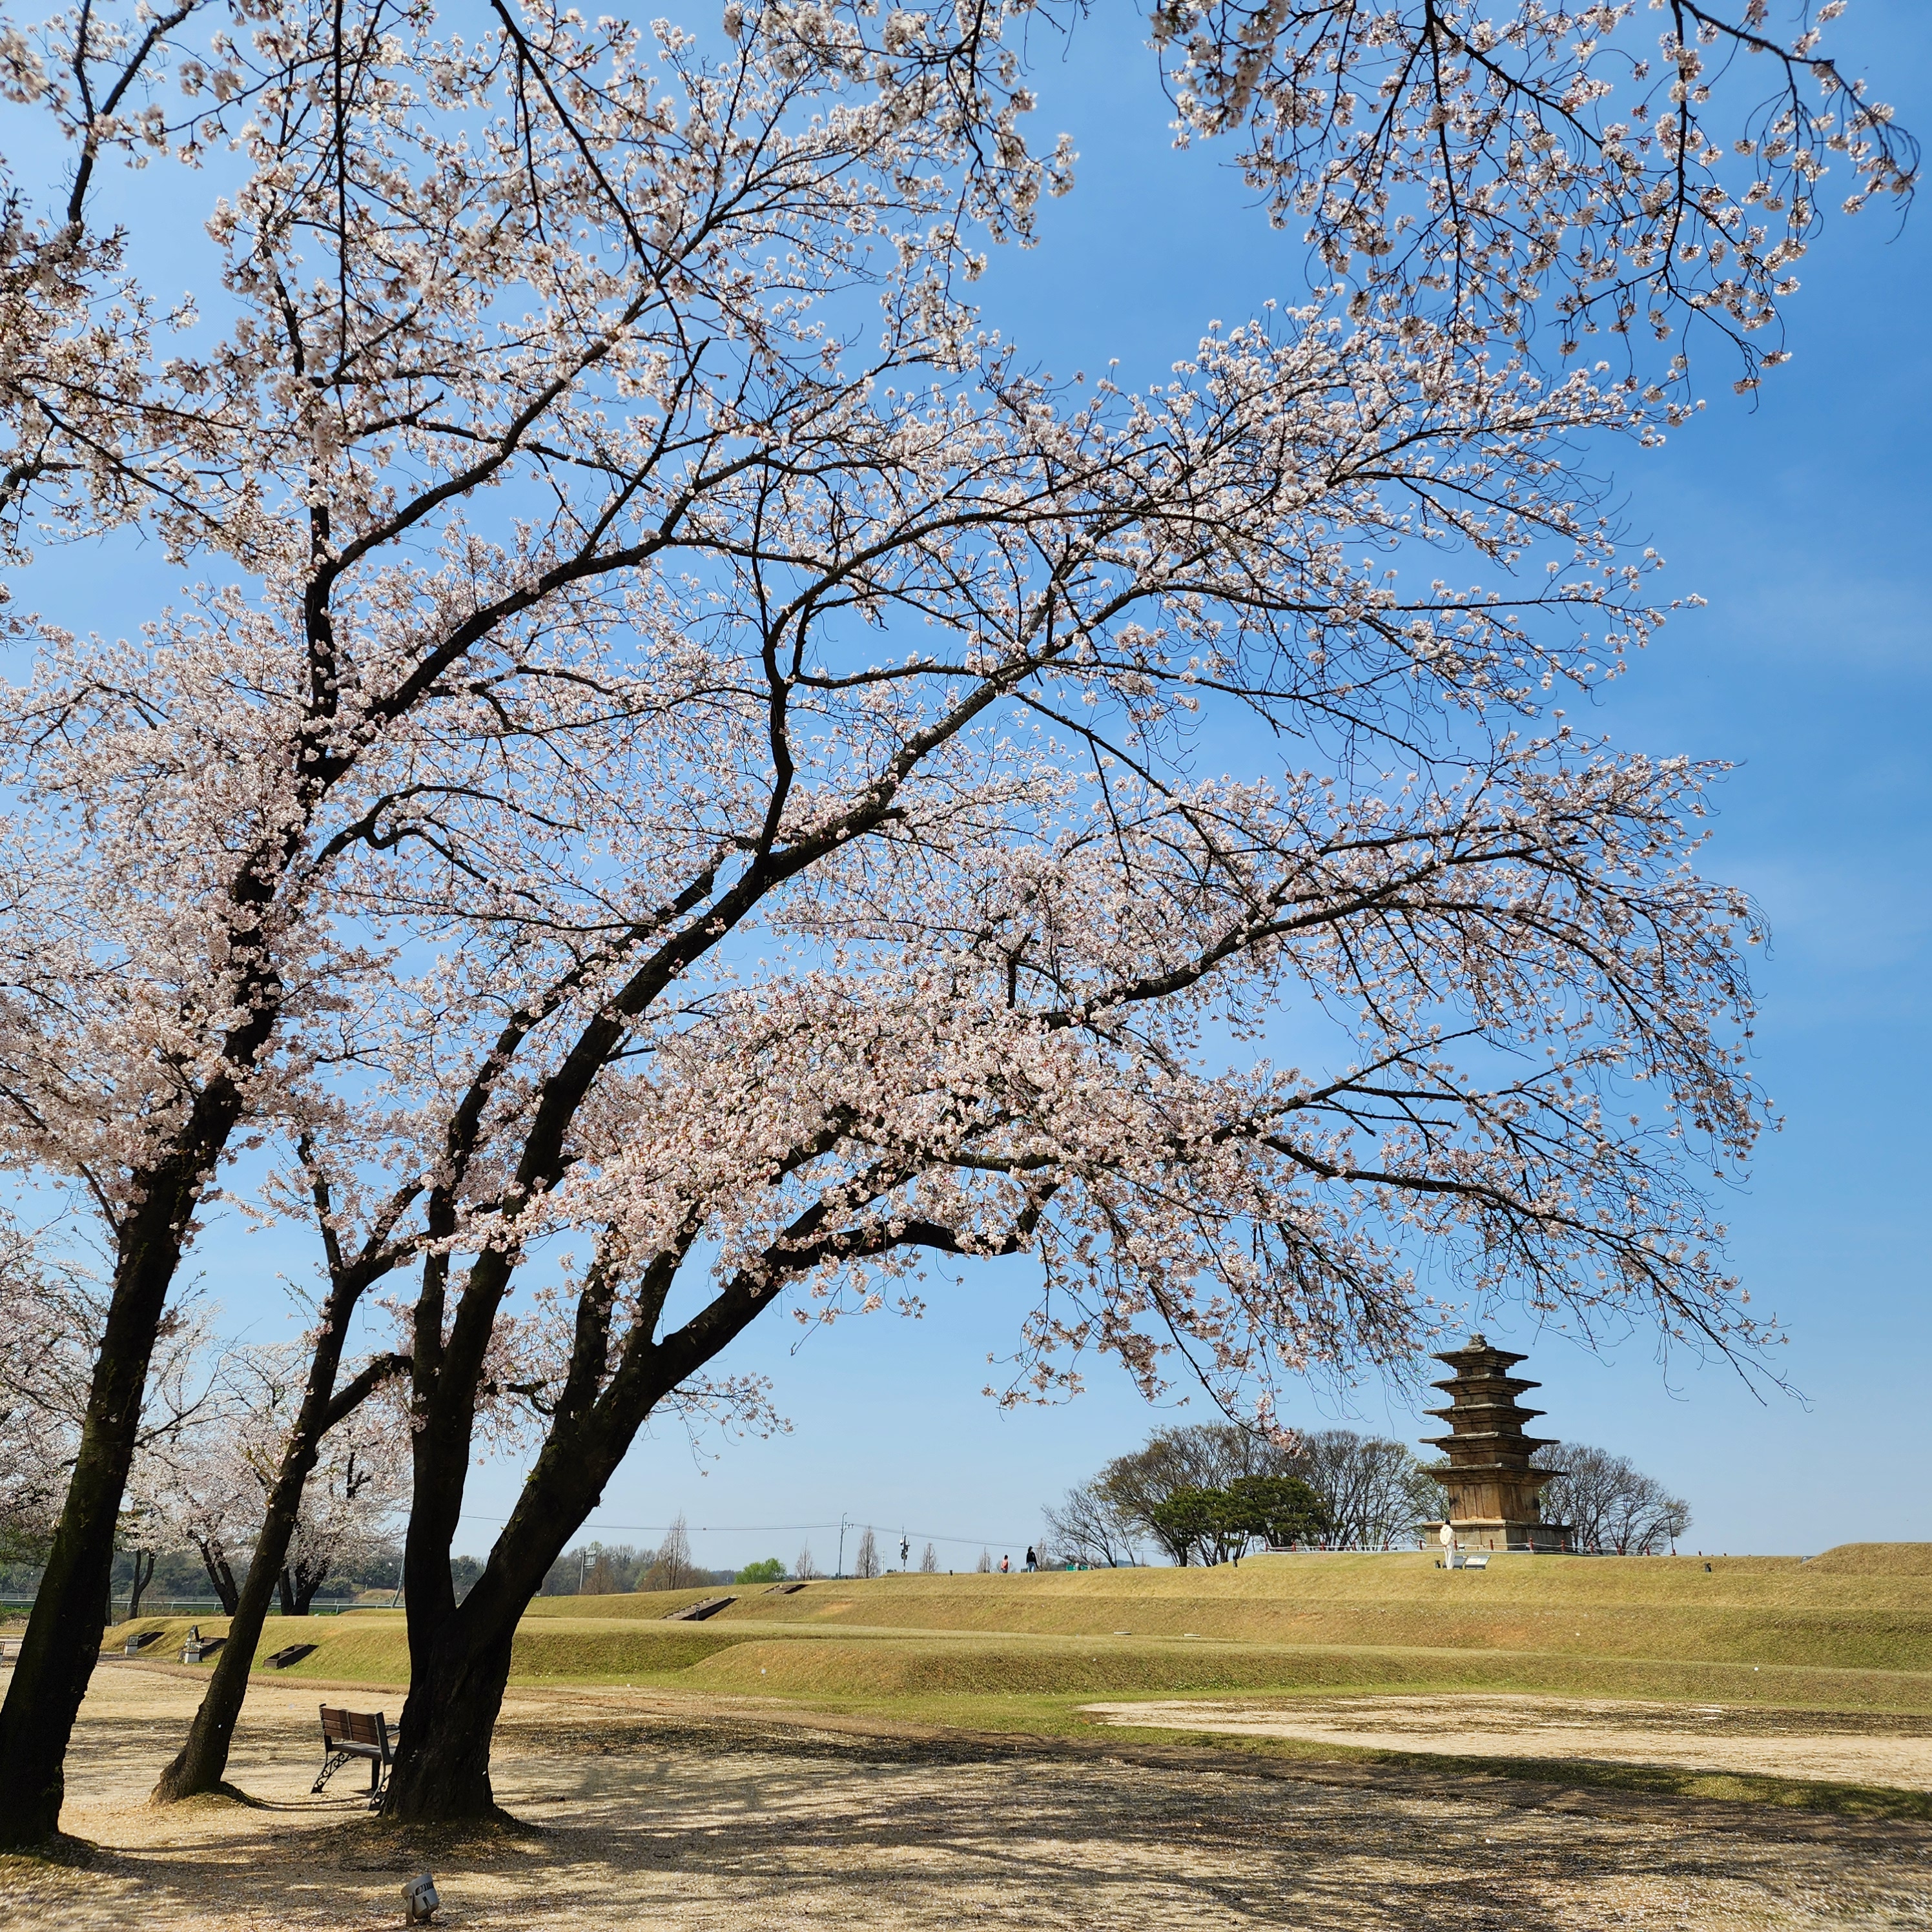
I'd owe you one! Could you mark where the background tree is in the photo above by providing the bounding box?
[275,1424,410,1618]
[920,1543,938,1574]
[1292,1432,1439,1551]
[0,1240,85,1571]
[644,1517,699,1594]
[0,1225,213,1583]
[1147,1474,1326,1563]
[448,1554,483,1606]
[134,1421,257,1616]
[1146,1488,1228,1566]
[0,0,1907,1842]
[1042,1479,1147,1568]
[1534,1443,1692,1556]
[1224,1475,1329,1553]
[794,1543,818,1582]
[541,1544,641,1595]
[1098,1427,1288,1563]
[853,1529,881,1581]
[1070,1426,1429,1557]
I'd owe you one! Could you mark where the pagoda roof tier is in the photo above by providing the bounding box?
[1430,1375,1541,1401]
[1431,1335,1531,1371]
[1424,1427,1560,1448]
[1421,1461,1565,1485]
[1423,1434,1561,1459]
[1424,1402,1547,1424]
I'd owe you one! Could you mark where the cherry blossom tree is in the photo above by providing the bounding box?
[0,0,1911,1841]
[1146,0,1917,385]
[274,1409,410,1616]
[0,1214,212,1572]
[0,1220,99,1566]
[134,1410,258,1614]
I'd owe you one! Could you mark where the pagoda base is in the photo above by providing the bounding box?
[1424,1517,1573,1554]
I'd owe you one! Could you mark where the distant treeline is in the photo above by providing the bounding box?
[535,1514,741,1597]
[2,1541,411,1612]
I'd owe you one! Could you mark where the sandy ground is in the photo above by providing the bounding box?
[1081,1694,1932,1793]
[1,1666,1928,1931]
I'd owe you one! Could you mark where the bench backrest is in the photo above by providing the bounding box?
[320,1705,389,1750]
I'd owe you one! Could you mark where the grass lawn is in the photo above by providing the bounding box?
[108,1542,1932,1700]
[92,1541,1932,1816]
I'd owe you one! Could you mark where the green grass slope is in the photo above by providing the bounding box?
[687,1631,1932,1711]
[703,1548,1932,1672]
[100,1543,1932,1713]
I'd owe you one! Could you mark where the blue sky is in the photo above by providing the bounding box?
[471,1,1930,1570]
[14,3,1926,1570]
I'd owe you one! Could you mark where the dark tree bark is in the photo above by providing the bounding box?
[279,1563,327,1618]
[384,1386,652,1820]
[0,1158,232,1845]
[194,1538,241,1616]
[125,1548,156,1620]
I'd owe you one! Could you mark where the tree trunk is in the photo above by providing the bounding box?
[152,1504,302,1802]
[152,1342,403,1804]
[382,1377,654,1820]
[382,1612,519,1822]
[126,1549,157,1619]
[197,1542,240,1617]
[382,1233,791,1822]
[0,1192,205,1847]
[277,1568,297,1618]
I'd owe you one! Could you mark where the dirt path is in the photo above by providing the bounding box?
[3,1667,1929,1929]
[1081,1693,1932,1792]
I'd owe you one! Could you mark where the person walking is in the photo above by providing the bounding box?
[999,1554,1010,1574]
[1024,1546,1037,1572]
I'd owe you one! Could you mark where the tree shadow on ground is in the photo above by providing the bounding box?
[33,1711,1929,1931]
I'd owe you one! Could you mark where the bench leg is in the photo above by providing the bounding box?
[313,1748,353,1795]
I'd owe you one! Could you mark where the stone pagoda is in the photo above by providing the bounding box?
[1420,1335,1573,1553]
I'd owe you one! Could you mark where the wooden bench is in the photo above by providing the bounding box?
[313,1705,396,1805]
[0,1636,22,1663]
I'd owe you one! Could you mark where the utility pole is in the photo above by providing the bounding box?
[837,1515,849,1579]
